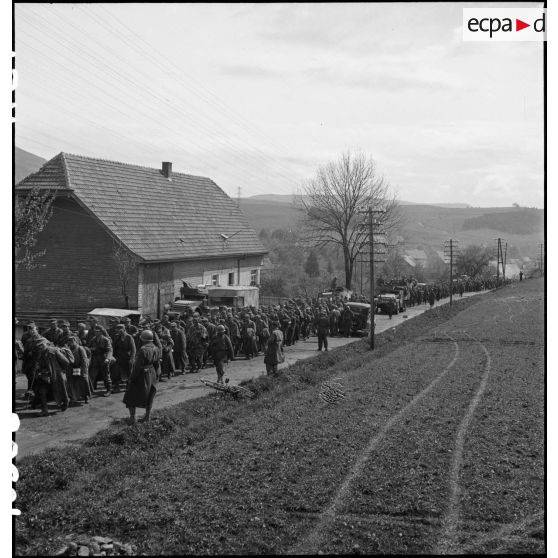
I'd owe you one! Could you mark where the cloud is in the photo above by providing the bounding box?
[213,62,279,79]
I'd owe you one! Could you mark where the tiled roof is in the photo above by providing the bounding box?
[16,153,267,262]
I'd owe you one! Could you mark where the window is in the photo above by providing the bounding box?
[250,269,258,286]
[228,272,235,286]
[211,274,219,286]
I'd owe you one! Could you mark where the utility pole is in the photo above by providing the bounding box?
[369,207,374,349]
[540,243,544,275]
[503,242,508,282]
[494,238,504,288]
[367,206,386,350]
[444,239,459,305]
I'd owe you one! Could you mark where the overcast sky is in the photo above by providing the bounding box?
[14,2,544,207]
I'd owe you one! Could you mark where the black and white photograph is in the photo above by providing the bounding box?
[11,2,546,555]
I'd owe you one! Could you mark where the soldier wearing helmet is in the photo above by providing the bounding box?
[123,329,160,424]
[208,323,234,384]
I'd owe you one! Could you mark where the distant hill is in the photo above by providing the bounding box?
[462,209,543,235]
[239,197,543,258]
[245,194,470,208]
[15,147,47,183]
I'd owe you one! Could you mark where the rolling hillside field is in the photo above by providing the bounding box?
[239,197,543,256]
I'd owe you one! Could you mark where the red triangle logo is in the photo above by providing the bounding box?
[516,19,530,31]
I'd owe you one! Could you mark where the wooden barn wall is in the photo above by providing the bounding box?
[138,255,264,316]
[15,197,139,315]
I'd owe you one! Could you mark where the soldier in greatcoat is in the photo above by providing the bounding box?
[225,313,242,356]
[329,307,341,337]
[155,323,175,380]
[111,324,136,392]
[66,336,92,404]
[31,337,74,416]
[202,317,216,368]
[123,330,160,425]
[341,305,354,337]
[264,321,284,375]
[186,315,208,373]
[169,321,187,374]
[241,315,258,359]
[315,312,330,351]
[88,325,114,395]
[208,324,234,384]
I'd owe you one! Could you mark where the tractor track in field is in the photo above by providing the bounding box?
[289,334,462,555]
[293,286,539,555]
[435,331,492,554]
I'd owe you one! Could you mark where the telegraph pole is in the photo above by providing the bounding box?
[369,207,375,350]
[444,239,459,305]
[503,242,508,282]
[366,206,386,350]
[494,238,504,288]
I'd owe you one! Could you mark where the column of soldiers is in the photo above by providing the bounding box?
[17,297,361,418]
[17,275,502,419]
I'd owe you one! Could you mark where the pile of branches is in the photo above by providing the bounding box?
[200,378,254,399]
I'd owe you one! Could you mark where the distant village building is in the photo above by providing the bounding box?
[16,153,267,321]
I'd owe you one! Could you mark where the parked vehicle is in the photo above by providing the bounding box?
[375,293,403,315]
[86,308,144,328]
[345,302,372,336]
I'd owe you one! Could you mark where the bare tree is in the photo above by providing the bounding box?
[15,187,56,270]
[298,151,399,289]
[112,239,138,308]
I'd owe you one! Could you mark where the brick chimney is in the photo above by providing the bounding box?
[162,161,172,179]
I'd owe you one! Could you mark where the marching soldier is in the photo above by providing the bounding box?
[169,321,188,374]
[111,324,136,392]
[208,324,234,384]
[88,325,114,395]
[123,330,160,425]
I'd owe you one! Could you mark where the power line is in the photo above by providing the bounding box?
[20,4,303,187]
[16,6,304,196]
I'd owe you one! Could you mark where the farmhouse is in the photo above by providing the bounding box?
[15,153,267,321]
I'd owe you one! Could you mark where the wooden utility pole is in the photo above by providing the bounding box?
[369,207,375,350]
[503,242,508,282]
[494,238,502,288]
[366,206,386,350]
[444,239,458,305]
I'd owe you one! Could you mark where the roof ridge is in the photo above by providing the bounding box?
[62,152,212,181]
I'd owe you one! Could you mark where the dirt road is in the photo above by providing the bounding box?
[14,291,484,459]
